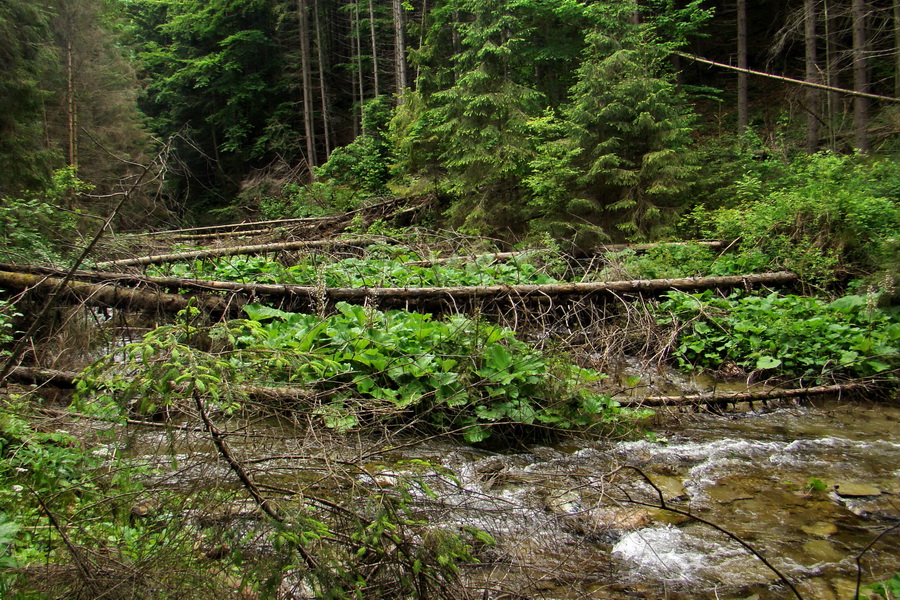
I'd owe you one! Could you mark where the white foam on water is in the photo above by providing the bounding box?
[612,525,706,582]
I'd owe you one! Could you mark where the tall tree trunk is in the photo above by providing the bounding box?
[737,0,749,135]
[368,0,380,97]
[66,39,78,168]
[313,0,331,158]
[350,10,360,138]
[894,0,900,98]
[804,0,822,152]
[355,0,365,132]
[415,0,428,88]
[298,0,316,169]
[824,0,840,150]
[852,0,869,151]
[392,0,407,100]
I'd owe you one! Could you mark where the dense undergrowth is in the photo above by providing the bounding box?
[658,290,900,383]
[0,399,482,599]
[147,246,563,287]
[76,303,631,444]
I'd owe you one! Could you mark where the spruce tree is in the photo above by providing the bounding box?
[421,0,547,235]
[527,1,699,242]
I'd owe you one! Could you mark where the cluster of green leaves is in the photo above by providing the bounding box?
[0,406,138,595]
[687,151,900,286]
[600,242,770,280]
[317,96,394,195]
[658,290,900,381]
[0,167,87,264]
[256,181,362,220]
[77,303,622,443]
[1,401,474,600]
[148,249,560,288]
[0,294,20,354]
[387,0,707,242]
[859,573,900,600]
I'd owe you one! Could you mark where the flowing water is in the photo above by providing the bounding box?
[114,396,899,600]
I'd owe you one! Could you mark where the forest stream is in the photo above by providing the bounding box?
[105,393,899,600]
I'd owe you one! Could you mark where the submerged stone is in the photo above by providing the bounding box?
[834,482,882,497]
[800,521,838,537]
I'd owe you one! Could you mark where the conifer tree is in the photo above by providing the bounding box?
[527,1,698,242]
[419,0,548,235]
[0,0,56,194]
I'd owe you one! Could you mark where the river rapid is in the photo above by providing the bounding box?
[116,395,899,600]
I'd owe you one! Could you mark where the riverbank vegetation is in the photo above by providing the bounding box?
[2,0,899,597]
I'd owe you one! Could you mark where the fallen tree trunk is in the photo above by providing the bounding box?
[134,195,411,238]
[7,366,315,406]
[0,270,231,315]
[0,269,798,314]
[598,241,725,253]
[620,382,871,407]
[6,366,81,388]
[94,237,383,269]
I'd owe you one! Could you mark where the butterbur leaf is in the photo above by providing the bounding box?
[463,425,491,443]
[756,356,782,370]
[243,303,293,321]
[864,359,891,373]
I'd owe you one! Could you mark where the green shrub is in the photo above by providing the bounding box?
[0,167,86,263]
[147,249,562,288]
[658,290,900,382]
[77,303,623,443]
[693,152,900,287]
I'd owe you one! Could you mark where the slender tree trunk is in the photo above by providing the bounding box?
[415,0,428,87]
[824,0,840,150]
[355,1,365,132]
[805,0,822,152]
[66,39,78,168]
[392,0,407,101]
[350,8,360,138]
[852,0,869,151]
[313,0,332,158]
[298,0,317,170]
[737,0,749,135]
[368,0,380,97]
[894,0,900,98]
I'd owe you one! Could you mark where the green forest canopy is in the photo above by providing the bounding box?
[0,0,898,244]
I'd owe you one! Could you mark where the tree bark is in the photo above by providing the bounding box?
[66,38,78,168]
[355,0,366,132]
[894,0,900,98]
[852,0,870,151]
[737,0,749,135]
[805,0,822,152]
[824,0,841,150]
[0,268,798,314]
[0,270,230,315]
[674,52,898,103]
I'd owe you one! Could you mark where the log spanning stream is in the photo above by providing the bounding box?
[108,395,899,600]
